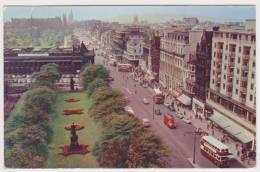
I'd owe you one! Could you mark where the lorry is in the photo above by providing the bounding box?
[163,114,176,129]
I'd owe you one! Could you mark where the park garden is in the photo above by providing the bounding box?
[4,64,170,168]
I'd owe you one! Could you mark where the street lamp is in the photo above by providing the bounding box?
[152,96,155,120]
[184,127,202,164]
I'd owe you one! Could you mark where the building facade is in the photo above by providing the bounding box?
[192,30,213,117]
[159,28,203,106]
[206,25,256,150]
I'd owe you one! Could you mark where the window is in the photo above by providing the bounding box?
[254,50,256,56]
[224,65,227,70]
[252,61,255,68]
[226,45,228,50]
[237,68,240,74]
[252,73,255,79]
[250,95,253,101]
[213,61,215,66]
[214,43,216,48]
[223,83,225,89]
[251,83,254,90]
[214,52,216,57]
[226,33,229,38]
[225,55,227,60]
[236,79,239,84]
[238,57,240,63]
[224,75,226,79]
[236,89,238,94]
[239,47,241,53]
[212,79,214,84]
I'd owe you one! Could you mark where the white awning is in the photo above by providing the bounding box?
[177,94,191,106]
[209,111,253,144]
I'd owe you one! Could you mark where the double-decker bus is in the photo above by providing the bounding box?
[153,88,165,104]
[117,63,132,72]
[200,136,232,167]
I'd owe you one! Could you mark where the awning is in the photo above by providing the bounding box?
[209,112,253,144]
[177,94,191,106]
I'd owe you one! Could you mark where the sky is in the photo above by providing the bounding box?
[3,6,256,23]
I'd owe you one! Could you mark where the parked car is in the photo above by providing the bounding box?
[142,118,150,127]
[143,98,149,104]
[143,84,148,88]
[154,109,162,115]
[176,112,184,119]
[183,117,192,124]
[168,105,175,112]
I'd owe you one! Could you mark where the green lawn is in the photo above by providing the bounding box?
[46,92,101,168]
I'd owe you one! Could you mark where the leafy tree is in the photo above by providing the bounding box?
[87,78,108,96]
[32,63,61,88]
[23,87,56,114]
[5,145,45,168]
[81,65,109,89]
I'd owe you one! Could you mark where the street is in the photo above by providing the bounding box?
[94,51,245,168]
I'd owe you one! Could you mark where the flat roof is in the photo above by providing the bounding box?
[202,136,229,150]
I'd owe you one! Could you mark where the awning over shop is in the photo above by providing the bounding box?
[177,94,191,106]
[209,112,253,144]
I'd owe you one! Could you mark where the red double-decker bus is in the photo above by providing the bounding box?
[200,136,232,167]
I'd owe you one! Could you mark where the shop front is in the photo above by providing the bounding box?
[192,98,205,118]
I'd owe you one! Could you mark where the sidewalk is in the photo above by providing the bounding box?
[176,105,256,168]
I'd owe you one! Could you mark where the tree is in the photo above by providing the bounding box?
[80,64,109,89]
[5,144,45,168]
[32,63,61,88]
[87,78,108,96]
[23,87,56,114]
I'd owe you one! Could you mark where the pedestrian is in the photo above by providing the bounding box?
[247,157,250,165]
[207,124,209,130]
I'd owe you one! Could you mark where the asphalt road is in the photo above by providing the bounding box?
[94,47,244,168]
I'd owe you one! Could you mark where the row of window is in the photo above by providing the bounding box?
[214,32,256,42]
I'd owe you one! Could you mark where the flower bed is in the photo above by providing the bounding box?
[64,98,80,103]
[63,109,84,115]
[59,144,89,156]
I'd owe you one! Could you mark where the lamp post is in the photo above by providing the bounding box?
[152,96,155,120]
[184,127,201,164]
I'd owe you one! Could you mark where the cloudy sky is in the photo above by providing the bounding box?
[4,6,255,23]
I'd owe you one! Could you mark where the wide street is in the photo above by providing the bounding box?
[94,49,245,168]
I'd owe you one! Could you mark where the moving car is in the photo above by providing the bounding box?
[163,114,176,129]
[176,112,184,119]
[125,106,135,115]
[183,116,192,124]
[107,76,114,82]
[142,118,150,127]
[143,98,149,104]
[164,102,171,107]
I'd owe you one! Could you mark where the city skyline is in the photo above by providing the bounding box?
[4,5,255,23]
